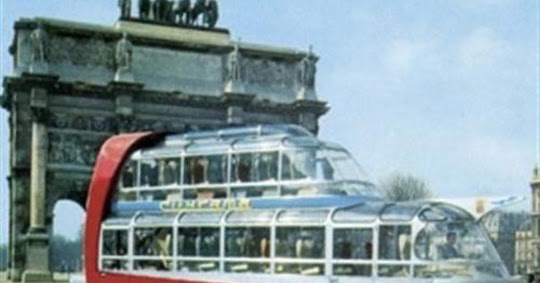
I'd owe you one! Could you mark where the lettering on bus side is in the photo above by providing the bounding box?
[160,198,252,212]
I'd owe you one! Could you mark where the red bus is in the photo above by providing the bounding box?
[80,125,518,283]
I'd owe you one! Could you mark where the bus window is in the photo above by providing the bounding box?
[378,265,410,278]
[333,228,373,259]
[185,156,208,184]
[275,227,324,259]
[102,259,128,271]
[225,227,270,258]
[333,265,372,277]
[178,261,219,272]
[102,229,128,256]
[281,151,313,180]
[159,158,180,186]
[207,155,227,183]
[134,227,172,256]
[225,262,270,274]
[332,228,373,277]
[140,159,158,187]
[256,152,278,181]
[120,160,137,189]
[134,227,173,271]
[178,227,220,257]
[232,153,253,182]
[378,225,411,261]
[230,186,278,198]
[378,218,414,279]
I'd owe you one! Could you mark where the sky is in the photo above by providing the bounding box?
[0,0,539,243]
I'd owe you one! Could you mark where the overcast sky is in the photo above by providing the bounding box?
[0,0,538,243]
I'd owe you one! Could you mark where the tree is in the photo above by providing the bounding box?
[50,234,82,272]
[378,172,433,201]
[0,243,7,271]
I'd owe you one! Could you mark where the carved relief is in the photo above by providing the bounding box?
[48,37,115,69]
[243,57,296,88]
[47,113,116,132]
[48,133,103,166]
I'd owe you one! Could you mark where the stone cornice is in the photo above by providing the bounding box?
[3,77,330,116]
[14,18,312,60]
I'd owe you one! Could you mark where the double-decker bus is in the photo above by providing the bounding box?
[82,124,521,283]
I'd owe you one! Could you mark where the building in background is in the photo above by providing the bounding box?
[515,220,535,275]
[530,167,540,277]
[481,211,528,274]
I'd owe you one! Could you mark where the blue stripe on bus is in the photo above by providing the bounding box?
[111,195,379,216]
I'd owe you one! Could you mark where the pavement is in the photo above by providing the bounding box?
[0,272,70,283]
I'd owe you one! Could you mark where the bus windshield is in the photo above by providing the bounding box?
[414,219,507,279]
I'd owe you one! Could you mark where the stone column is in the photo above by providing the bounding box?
[293,100,329,135]
[23,86,52,282]
[221,92,255,125]
[108,81,143,133]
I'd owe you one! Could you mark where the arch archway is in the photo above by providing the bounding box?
[51,200,85,273]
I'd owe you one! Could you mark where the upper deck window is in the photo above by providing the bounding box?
[277,210,328,224]
[380,203,420,222]
[332,203,386,223]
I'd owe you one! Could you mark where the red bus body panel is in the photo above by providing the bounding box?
[85,132,220,283]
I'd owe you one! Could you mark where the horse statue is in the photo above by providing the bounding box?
[138,0,152,20]
[191,0,219,28]
[153,0,168,21]
[164,1,176,23]
[206,0,218,28]
[191,0,206,25]
[176,0,192,25]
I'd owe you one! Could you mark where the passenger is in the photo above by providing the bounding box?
[121,162,135,188]
[438,232,463,259]
[237,155,251,182]
[296,230,315,258]
[365,242,373,259]
[162,159,178,185]
[191,157,208,184]
[240,229,256,257]
[153,228,171,269]
[260,236,270,258]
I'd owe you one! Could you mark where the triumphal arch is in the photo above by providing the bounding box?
[1,3,327,281]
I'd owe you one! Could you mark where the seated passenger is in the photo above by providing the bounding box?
[296,230,315,258]
[237,156,251,182]
[153,228,171,269]
[191,157,208,184]
[438,232,463,259]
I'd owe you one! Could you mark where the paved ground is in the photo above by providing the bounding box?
[0,272,70,283]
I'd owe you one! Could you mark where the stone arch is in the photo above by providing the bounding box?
[50,200,85,273]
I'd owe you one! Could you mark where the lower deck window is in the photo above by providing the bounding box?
[225,227,270,258]
[276,227,325,259]
[275,263,325,275]
[134,260,172,271]
[333,264,371,276]
[178,260,219,272]
[225,262,270,273]
[102,259,128,271]
[378,265,410,277]
[134,227,172,256]
[178,227,220,257]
